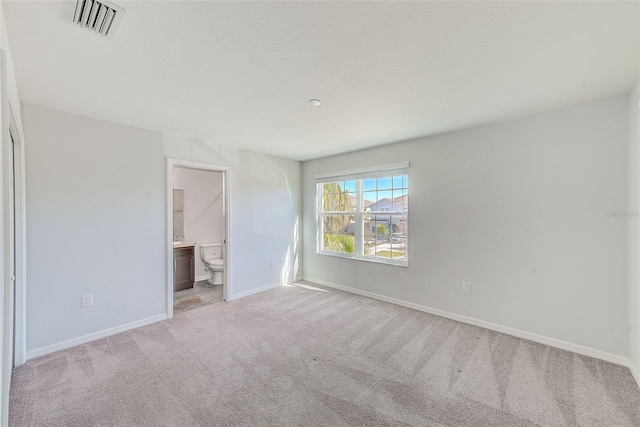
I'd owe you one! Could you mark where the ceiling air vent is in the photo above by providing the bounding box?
[72,0,125,40]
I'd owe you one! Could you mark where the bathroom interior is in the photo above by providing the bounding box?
[172,166,225,313]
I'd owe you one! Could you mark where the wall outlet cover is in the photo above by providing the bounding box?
[81,294,93,308]
[462,282,471,293]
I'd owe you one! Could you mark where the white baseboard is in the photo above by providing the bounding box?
[26,314,168,361]
[229,282,281,300]
[195,274,210,282]
[302,276,631,368]
[25,283,281,360]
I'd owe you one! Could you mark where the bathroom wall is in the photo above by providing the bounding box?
[173,167,224,281]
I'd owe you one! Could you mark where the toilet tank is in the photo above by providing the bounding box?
[200,243,223,262]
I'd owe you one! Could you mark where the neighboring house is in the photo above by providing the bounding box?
[363,199,374,209]
[393,194,408,209]
[366,198,408,236]
[348,194,374,209]
[368,198,405,213]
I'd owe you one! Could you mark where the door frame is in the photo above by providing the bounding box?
[8,104,25,368]
[1,48,27,424]
[166,158,231,318]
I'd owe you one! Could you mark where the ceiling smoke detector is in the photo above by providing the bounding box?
[72,0,125,40]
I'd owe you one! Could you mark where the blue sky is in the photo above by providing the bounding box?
[341,176,408,202]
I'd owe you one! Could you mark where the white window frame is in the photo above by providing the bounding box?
[316,162,409,267]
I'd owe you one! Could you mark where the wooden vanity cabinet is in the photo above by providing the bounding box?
[173,246,195,291]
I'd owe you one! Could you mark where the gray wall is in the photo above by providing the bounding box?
[23,104,302,355]
[629,82,640,377]
[303,95,629,356]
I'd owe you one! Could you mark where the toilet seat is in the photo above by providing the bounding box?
[205,259,224,271]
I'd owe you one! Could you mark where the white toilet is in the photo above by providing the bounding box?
[200,243,224,285]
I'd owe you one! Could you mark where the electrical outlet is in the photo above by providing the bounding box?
[270,260,275,268]
[462,282,471,293]
[81,294,93,308]
[281,258,285,266]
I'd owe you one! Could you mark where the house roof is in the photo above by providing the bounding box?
[350,195,374,208]
[369,198,405,210]
[393,195,408,207]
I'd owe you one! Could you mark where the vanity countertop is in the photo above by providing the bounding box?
[173,242,195,248]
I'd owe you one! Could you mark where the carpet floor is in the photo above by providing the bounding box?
[9,281,640,426]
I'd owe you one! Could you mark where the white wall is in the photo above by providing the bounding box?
[629,82,640,382]
[23,104,302,357]
[303,95,629,358]
[24,105,166,355]
[163,136,303,294]
[173,167,224,280]
[1,3,23,130]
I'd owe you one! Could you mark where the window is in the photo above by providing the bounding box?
[316,162,409,266]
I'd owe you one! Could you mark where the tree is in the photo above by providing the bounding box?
[376,223,389,238]
[322,182,355,252]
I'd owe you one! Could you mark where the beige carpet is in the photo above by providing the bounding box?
[9,281,640,426]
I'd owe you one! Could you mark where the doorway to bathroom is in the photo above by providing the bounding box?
[166,159,230,318]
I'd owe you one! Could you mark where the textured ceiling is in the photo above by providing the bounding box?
[3,1,639,161]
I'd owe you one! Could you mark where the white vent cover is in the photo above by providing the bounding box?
[72,0,125,39]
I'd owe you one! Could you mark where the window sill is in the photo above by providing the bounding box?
[317,250,408,268]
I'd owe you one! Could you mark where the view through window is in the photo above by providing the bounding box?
[316,163,408,266]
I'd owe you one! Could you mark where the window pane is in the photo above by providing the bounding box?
[377,177,392,190]
[363,197,374,211]
[321,182,353,212]
[391,214,408,261]
[368,191,392,211]
[393,190,407,210]
[365,215,391,257]
[364,179,377,191]
[317,169,408,266]
[322,214,355,253]
[363,214,408,261]
[346,191,356,209]
[377,190,392,203]
[363,190,378,207]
